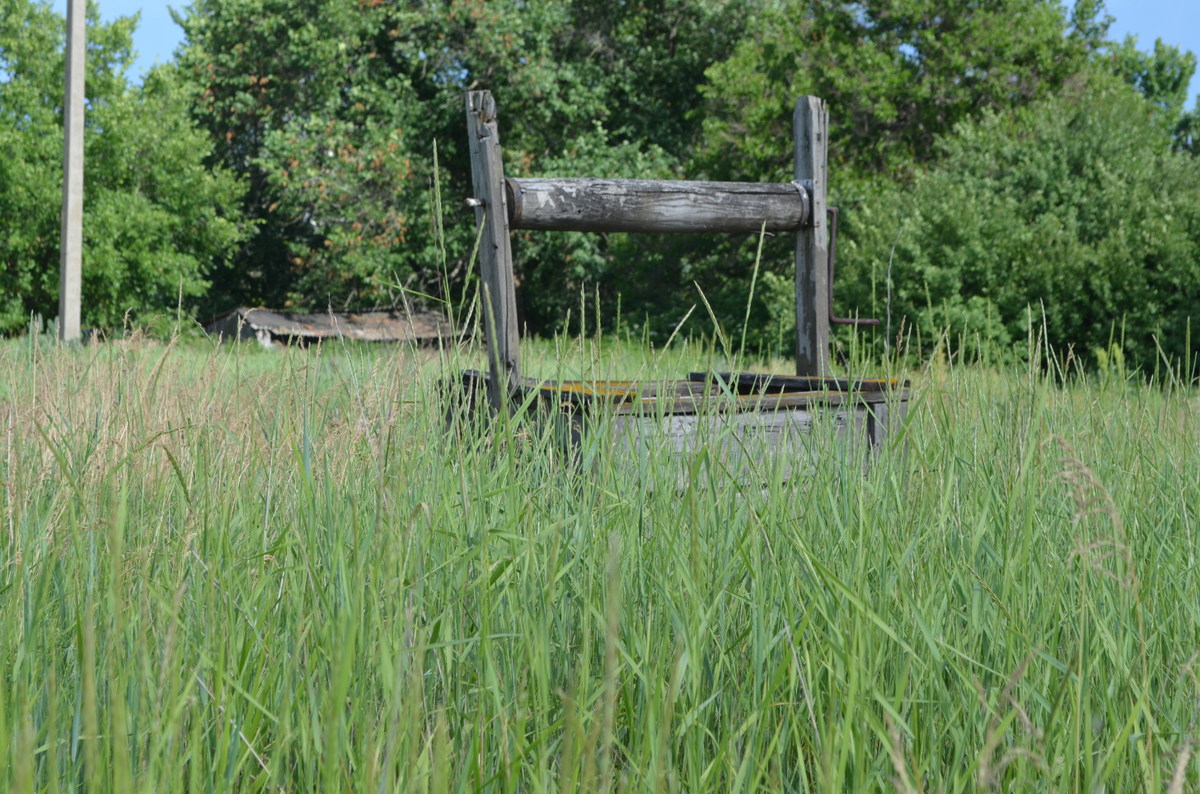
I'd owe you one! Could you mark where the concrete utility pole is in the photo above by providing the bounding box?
[59,0,85,342]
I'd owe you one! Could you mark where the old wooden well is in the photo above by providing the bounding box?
[456,90,908,470]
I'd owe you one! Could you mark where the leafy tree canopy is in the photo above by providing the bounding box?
[838,73,1200,368]
[698,0,1109,182]
[174,0,749,324]
[4,0,1198,368]
[616,0,1135,357]
[688,0,1200,367]
[0,0,246,333]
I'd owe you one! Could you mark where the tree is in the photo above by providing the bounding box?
[666,0,1195,364]
[1110,35,1195,117]
[0,0,246,334]
[837,73,1200,368]
[1107,35,1199,155]
[174,0,750,330]
[698,0,1107,183]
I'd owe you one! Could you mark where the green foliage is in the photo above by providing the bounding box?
[174,0,431,312]
[1110,35,1196,117]
[833,73,1200,368]
[628,0,1121,356]
[176,0,749,326]
[166,0,1199,365]
[688,1,1199,368]
[0,0,245,334]
[1107,35,1200,155]
[4,0,1198,364]
[699,0,1105,182]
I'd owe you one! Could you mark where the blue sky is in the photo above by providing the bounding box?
[1105,0,1200,108]
[51,0,1200,108]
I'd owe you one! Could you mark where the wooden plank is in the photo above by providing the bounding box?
[457,369,905,416]
[506,178,809,234]
[450,370,908,480]
[58,0,85,342]
[465,91,521,410]
[610,404,878,487]
[794,96,830,376]
[601,388,901,416]
[514,376,904,416]
[687,371,906,395]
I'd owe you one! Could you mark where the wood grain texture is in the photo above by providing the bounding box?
[465,90,521,409]
[687,371,907,395]
[609,403,888,486]
[506,178,809,234]
[451,369,908,481]
[794,96,830,377]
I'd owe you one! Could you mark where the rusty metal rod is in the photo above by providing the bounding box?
[827,207,880,327]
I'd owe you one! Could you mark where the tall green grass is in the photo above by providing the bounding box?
[0,324,1197,792]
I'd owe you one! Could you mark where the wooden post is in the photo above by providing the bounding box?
[794,97,829,376]
[465,91,520,410]
[58,0,85,342]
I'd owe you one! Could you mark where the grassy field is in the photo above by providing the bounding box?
[1,328,1198,792]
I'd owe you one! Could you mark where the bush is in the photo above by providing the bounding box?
[837,73,1200,369]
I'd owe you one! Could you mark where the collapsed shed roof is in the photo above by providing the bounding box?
[206,307,459,347]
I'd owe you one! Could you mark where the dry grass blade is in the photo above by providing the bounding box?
[886,713,918,794]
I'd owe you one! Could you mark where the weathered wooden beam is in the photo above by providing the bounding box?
[794,96,830,377]
[465,90,521,410]
[506,178,809,234]
[59,0,85,343]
